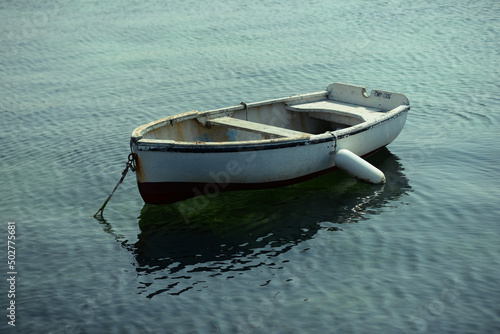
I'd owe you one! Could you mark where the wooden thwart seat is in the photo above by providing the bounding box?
[207,117,311,138]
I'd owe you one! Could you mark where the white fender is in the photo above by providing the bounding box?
[333,149,386,184]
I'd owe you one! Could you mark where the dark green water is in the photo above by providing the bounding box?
[1,0,499,333]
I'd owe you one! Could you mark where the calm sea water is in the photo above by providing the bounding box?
[1,0,499,333]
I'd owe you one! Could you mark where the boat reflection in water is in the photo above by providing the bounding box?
[127,148,410,297]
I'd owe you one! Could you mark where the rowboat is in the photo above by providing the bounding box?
[130,83,410,205]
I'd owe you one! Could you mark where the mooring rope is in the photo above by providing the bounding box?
[240,101,248,121]
[332,131,338,152]
[328,131,338,155]
[93,153,137,218]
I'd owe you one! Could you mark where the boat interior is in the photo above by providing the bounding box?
[134,84,409,143]
[139,100,383,143]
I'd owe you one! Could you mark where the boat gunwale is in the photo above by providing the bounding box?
[129,82,410,152]
[132,105,409,153]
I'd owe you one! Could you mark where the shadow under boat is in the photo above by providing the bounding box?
[114,148,411,297]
